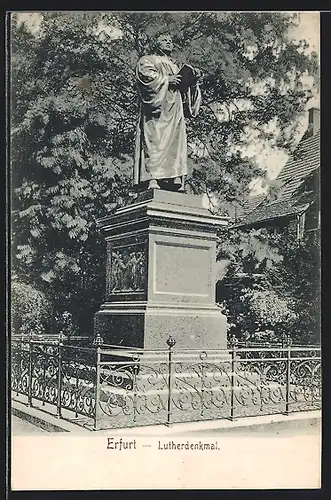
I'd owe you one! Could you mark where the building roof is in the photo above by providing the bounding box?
[275,129,320,202]
[235,190,315,227]
[238,193,265,218]
[235,128,320,228]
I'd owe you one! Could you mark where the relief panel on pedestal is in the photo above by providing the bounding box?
[106,241,147,299]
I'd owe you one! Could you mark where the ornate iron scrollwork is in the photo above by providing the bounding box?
[11,338,321,430]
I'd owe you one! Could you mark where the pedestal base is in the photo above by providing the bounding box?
[94,302,227,350]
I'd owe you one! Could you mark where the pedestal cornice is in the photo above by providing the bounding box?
[97,190,229,238]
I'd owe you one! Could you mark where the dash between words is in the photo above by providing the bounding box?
[106,438,221,451]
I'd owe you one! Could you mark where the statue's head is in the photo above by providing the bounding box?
[151,32,173,56]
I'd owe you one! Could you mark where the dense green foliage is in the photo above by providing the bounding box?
[11,281,53,334]
[218,229,320,344]
[11,12,319,338]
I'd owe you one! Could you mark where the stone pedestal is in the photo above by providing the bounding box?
[94,190,229,350]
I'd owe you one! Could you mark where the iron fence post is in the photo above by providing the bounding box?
[132,356,140,424]
[42,343,46,406]
[75,364,79,418]
[200,360,205,417]
[56,338,63,419]
[230,336,238,421]
[27,335,33,407]
[245,338,249,360]
[166,335,176,427]
[93,333,104,431]
[16,334,23,396]
[285,336,292,415]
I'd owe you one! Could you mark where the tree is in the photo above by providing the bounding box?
[218,226,320,344]
[265,228,320,344]
[11,12,318,335]
[11,280,53,335]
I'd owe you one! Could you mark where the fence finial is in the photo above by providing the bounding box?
[93,332,104,347]
[58,332,67,345]
[229,334,238,349]
[166,335,176,348]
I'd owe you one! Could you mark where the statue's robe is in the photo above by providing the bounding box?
[134,54,201,185]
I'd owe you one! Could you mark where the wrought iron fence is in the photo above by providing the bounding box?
[11,334,321,431]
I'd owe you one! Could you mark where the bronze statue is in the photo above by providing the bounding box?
[134,33,202,192]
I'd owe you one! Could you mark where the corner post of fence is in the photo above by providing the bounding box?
[166,335,176,427]
[230,335,238,421]
[56,333,66,419]
[93,333,104,431]
[27,333,33,407]
[75,363,79,418]
[285,335,292,415]
[16,333,24,396]
[132,355,140,424]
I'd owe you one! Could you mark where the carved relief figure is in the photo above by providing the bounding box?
[111,247,146,293]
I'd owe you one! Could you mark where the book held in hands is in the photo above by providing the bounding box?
[177,64,197,91]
